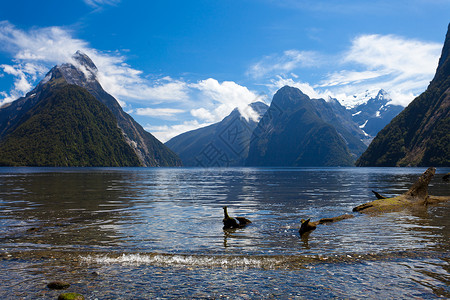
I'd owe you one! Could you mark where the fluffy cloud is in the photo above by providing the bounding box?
[0,21,267,140]
[268,75,324,99]
[190,78,268,123]
[134,107,185,118]
[321,34,442,106]
[0,21,190,107]
[250,33,442,107]
[145,120,212,143]
[247,50,320,79]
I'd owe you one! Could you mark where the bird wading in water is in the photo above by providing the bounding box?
[222,206,252,229]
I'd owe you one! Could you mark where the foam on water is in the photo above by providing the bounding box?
[78,249,446,271]
[80,253,295,269]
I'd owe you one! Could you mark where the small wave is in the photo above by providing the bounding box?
[78,250,447,270]
[80,253,299,269]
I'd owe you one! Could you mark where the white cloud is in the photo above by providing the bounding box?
[0,21,269,140]
[0,21,190,107]
[134,107,185,118]
[145,120,212,143]
[319,70,387,87]
[247,50,320,79]
[268,75,324,99]
[344,34,440,80]
[84,0,120,8]
[253,33,442,107]
[320,34,442,106]
[190,107,216,122]
[190,78,268,123]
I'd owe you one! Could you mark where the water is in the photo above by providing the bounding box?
[0,167,449,299]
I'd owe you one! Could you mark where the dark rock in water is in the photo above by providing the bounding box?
[299,214,354,236]
[47,281,70,290]
[58,293,84,300]
[443,173,450,182]
[222,206,252,229]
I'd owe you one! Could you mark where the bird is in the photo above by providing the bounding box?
[299,218,318,236]
[222,206,252,229]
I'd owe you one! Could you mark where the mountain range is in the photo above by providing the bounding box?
[3,40,441,168]
[245,86,362,166]
[167,85,405,167]
[0,51,181,167]
[166,102,268,167]
[356,23,450,167]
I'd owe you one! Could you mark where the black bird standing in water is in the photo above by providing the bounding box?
[222,206,252,229]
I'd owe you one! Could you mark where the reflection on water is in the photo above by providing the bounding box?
[0,167,449,299]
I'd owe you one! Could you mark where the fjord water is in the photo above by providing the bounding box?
[0,167,449,299]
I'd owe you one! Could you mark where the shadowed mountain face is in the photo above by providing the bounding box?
[356,24,450,167]
[245,86,356,167]
[0,51,181,167]
[309,97,368,156]
[166,102,268,167]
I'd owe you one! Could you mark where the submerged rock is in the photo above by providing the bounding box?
[443,173,450,182]
[47,281,70,290]
[353,167,450,213]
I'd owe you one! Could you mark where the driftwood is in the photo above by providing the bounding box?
[353,167,450,214]
[299,214,354,236]
[298,167,449,237]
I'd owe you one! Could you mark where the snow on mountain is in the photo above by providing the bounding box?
[337,89,382,109]
[349,89,404,138]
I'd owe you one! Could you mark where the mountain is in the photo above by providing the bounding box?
[309,96,368,157]
[166,102,268,167]
[356,24,450,167]
[349,90,404,140]
[0,51,181,167]
[0,84,141,166]
[245,86,356,167]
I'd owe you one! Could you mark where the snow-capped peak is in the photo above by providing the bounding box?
[54,51,100,86]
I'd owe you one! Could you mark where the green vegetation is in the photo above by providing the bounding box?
[0,84,141,167]
[57,293,85,300]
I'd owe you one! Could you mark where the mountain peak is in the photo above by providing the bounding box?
[50,51,99,88]
[272,85,310,109]
[277,85,307,96]
[72,50,98,72]
[375,89,391,102]
[433,22,450,82]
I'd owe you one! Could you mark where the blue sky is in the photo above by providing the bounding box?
[0,0,449,141]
